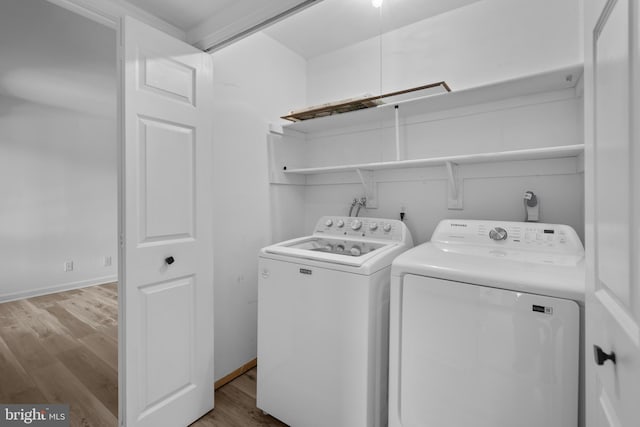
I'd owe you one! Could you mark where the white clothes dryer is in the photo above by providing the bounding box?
[388,219,585,427]
[257,216,413,427]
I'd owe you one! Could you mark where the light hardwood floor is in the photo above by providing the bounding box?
[191,368,287,427]
[0,284,287,427]
[0,283,119,426]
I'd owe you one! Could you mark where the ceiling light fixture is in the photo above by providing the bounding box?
[372,0,383,8]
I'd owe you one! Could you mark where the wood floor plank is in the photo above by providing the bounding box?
[30,361,117,427]
[78,286,119,312]
[44,304,95,339]
[40,332,83,356]
[78,332,118,371]
[27,291,73,308]
[0,325,56,371]
[0,300,32,328]
[57,345,118,417]
[0,335,37,400]
[229,368,258,399]
[58,295,116,331]
[7,387,49,404]
[83,283,118,302]
[0,301,19,328]
[192,367,287,427]
[99,324,118,341]
[20,300,72,340]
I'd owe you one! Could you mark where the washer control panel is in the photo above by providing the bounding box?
[315,216,406,242]
[432,219,584,255]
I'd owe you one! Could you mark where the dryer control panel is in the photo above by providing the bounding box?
[432,220,584,255]
[314,216,409,242]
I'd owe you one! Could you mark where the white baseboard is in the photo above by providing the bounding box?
[0,275,118,303]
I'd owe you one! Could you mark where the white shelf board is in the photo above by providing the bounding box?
[283,144,585,175]
[282,64,583,134]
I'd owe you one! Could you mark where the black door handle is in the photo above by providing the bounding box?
[165,256,175,265]
[593,345,616,366]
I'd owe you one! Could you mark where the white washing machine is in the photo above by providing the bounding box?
[388,219,585,427]
[257,216,413,427]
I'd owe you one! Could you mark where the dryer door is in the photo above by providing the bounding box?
[394,275,579,427]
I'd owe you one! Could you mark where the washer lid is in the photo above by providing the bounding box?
[392,219,585,302]
[391,243,585,302]
[264,235,398,267]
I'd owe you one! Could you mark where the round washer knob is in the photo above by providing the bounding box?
[350,246,361,256]
[325,219,333,227]
[351,220,362,231]
[489,227,508,241]
[369,222,378,231]
[324,244,333,252]
[336,244,345,252]
[383,223,392,232]
[336,220,345,228]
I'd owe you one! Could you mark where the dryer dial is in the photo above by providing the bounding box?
[336,220,345,228]
[351,220,362,231]
[489,227,508,241]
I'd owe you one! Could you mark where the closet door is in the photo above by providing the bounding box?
[121,16,214,427]
[586,0,640,426]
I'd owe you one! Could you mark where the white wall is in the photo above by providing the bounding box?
[0,0,117,301]
[307,0,583,105]
[211,32,306,380]
[292,92,585,244]
[270,0,586,244]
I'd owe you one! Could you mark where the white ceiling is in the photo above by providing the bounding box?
[263,0,484,59]
[121,0,483,55]
[123,0,325,50]
[126,0,237,31]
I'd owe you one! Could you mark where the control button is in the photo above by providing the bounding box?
[324,244,333,252]
[336,220,345,228]
[325,219,333,227]
[351,220,362,231]
[336,244,345,252]
[489,227,508,241]
[383,223,392,232]
[369,222,378,231]
[350,246,361,256]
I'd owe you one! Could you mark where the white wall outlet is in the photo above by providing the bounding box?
[64,261,74,272]
[104,256,112,267]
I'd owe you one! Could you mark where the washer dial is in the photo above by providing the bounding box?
[489,227,508,241]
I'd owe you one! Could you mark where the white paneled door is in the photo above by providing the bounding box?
[586,0,640,426]
[121,16,214,427]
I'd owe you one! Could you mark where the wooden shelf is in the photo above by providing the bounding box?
[283,144,584,175]
[281,64,583,135]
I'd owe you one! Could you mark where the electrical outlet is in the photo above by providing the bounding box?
[64,261,74,272]
[104,256,112,267]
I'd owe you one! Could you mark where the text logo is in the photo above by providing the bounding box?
[1,405,69,426]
